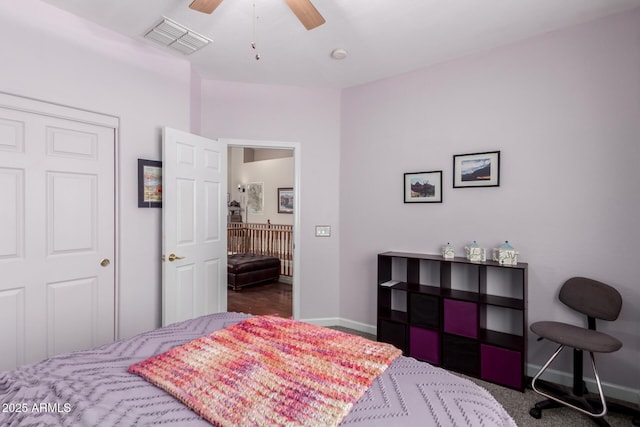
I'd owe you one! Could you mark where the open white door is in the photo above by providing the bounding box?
[162,127,227,326]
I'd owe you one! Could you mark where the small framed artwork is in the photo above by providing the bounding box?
[138,159,162,208]
[404,171,443,203]
[453,151,500,188]
[246,182,264,214]
[277,187,294,214]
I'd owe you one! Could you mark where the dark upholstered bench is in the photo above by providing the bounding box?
[227,253,281,291]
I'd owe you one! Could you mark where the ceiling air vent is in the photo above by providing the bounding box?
[144,18,211,55]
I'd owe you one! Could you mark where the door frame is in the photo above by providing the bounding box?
[224,138,301,319]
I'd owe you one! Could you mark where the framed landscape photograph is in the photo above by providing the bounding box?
[277,187,294,213]
[453,151,500,188]
[138,159,162,208]
[404,171,443,203]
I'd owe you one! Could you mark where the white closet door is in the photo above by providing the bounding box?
[0,98,115,369]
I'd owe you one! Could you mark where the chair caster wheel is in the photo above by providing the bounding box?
[529,407,542,419]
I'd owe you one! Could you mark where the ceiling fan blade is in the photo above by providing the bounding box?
[284,0,326,30]
[189,0,224,14]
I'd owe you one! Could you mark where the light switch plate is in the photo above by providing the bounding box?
[315,225,331,237]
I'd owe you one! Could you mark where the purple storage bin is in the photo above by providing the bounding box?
[409,326,440,365]
[481,344,522,389]
[443,299,478,338]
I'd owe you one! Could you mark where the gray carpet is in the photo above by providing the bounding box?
[463,374,638,427]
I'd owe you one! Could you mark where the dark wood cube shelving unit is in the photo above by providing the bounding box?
[377,251,528,391]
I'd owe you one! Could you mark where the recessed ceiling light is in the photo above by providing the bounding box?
[331,48,348,60]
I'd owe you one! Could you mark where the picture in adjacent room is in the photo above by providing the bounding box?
[278,187,294,213]
[247,182,264,214]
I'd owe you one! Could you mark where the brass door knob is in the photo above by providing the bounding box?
[168,253,185,262]
[100,258,110,267]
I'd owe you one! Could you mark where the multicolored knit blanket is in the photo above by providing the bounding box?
[128,315,401,427]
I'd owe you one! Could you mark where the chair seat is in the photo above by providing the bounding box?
[531,321,622,353]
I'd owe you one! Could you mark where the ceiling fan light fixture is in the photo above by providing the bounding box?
[144,18,211,55]
[331,48,348,60]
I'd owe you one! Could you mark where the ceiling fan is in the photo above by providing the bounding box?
[189,0,326,30]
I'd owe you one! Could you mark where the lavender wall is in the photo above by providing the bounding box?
[340,9,640,395]
[199,80,342,321]
[0,0,193,339]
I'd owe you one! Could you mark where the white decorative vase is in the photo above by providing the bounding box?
[464,241,486,262]
[441,242,455,259]
[492,241,519,265]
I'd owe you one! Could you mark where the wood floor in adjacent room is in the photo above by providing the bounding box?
[226,281,376,343]
[227,281,292,318]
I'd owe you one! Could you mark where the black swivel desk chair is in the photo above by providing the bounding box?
[529,277,640,426]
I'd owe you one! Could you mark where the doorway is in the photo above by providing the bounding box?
[225,140,300,319]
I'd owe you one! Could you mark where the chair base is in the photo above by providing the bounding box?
[530,398,609,426]
[530,379,640,426]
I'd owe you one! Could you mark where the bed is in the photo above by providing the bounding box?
[0,312,516,426]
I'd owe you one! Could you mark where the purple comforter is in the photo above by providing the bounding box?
[0,312,516,426]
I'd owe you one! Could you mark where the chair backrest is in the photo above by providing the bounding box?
[559,277,622,322]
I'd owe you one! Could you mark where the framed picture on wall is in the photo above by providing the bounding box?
[278,188,294,213]
[246,182,264,214]
[404,170,443,203]
[453,151,500,188]
[138,159,162,208]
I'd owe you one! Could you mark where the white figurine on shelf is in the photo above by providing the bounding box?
[441,242,455,259]
[464,241,486,262]
[492,241,519,265]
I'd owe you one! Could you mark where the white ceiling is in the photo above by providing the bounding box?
[43,0,640,88]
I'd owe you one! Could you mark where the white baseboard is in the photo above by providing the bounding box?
[278,275,292,285]
[301,317,640,406]
[336,318,377,336]
[299,317,376,336]
[300,317,338,327]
